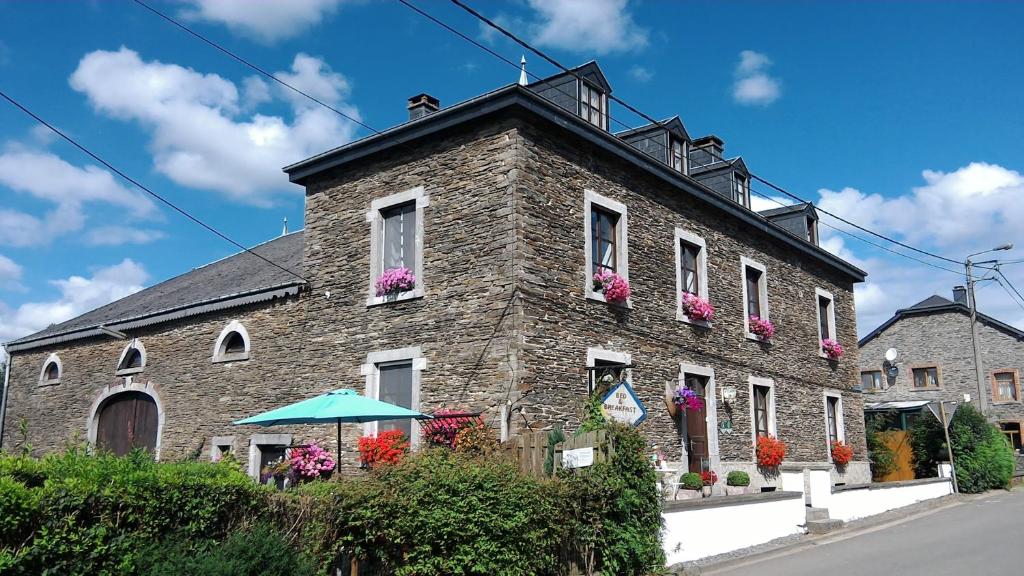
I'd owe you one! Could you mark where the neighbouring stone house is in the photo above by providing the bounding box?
[859,288,1024,452]
[1,62,868,487]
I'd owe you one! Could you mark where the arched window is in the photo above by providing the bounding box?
[39,353,62,385]
[115,340,147,376]
[212,320,250,363]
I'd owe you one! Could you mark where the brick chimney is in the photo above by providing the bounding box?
[953,285,968,305]
[407,93,440,121]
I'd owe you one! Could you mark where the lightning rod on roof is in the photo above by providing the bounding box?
[518,55,528,86]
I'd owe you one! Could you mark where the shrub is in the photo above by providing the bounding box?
[726,471,750,487]
[756,436,786,468]
[134,523,316,576]
[866,417,897,481]
[910,404,1015,492]
[357,430,409,468]
[680,472,702,490]
[909,412,946,478]
[421,408,485,449]
[453,421,498,456]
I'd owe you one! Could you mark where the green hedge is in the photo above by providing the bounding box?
[1,424,664,576]
[910,403,1015,493]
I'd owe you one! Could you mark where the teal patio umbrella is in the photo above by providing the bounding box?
[233,388,430,452]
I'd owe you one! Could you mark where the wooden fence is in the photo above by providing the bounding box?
[511,429,614,478]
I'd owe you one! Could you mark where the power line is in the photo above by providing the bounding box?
[994,268,1024,310]
[993,276,1024,313]
[443,0,964,268]
[0,89,307,283]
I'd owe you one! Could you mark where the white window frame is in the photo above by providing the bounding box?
[39,352,62,386]
[247,433,292,479]
[678,362,719,472]
[367,186,428,307]
[210,435,236,461]
[815,288,837,357]
[579,80,607,130]
[674,228,709,325]
[212,320,251,363]
[740,256,769,340]
[583,189,630,306]
[115,338,147,376]
[823,390,846,460]
[361,346,425,447]
[748,375,777,457]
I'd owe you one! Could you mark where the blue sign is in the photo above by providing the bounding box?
[600,380,647,427]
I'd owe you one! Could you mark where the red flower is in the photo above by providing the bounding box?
[831,440,854,466]
[701,470,718,486]
[756,436,786,468]
[358,430,409,468]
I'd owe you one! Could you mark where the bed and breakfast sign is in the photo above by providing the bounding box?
[600,381,647,427]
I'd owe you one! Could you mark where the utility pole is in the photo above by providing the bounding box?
[964,243,1013,417]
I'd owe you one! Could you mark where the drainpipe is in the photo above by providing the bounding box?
[0,345,11,450]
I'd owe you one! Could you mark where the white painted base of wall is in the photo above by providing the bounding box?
[828,479,953,522]
[662,493,805,565]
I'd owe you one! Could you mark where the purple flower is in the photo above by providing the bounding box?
[376,267,416,297]
[672,385,705,412]
[822,338,843,360]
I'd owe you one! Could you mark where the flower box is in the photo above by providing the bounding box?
[375,267,416,298]
[592,270,631,304]
[681,293,715,322]
[822,338,843,360]
[749,316,775,342]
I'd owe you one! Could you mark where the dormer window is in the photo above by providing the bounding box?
[670,138,687,174]
[580,81,606,129]
[807,216,818,245]
[733,174,750,207]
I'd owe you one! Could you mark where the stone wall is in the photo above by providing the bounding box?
[860,309,1024,423]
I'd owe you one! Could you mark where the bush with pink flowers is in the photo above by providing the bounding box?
[289,442,336,481]
[375,267,416,297]
[821,338,843,360]
[681,293,715,322]
[592,270,631,304]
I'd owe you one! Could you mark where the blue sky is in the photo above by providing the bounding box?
[2,0,1024,343]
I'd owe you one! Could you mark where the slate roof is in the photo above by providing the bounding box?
[758,202,815,219]
[858,293,1024,347]
[6,231,305,351]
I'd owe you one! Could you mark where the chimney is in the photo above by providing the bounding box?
[692,135,724,166]
[407,93,440,121]
[953,286,968,305]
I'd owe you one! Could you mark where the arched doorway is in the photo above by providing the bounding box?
[95,391,159,456]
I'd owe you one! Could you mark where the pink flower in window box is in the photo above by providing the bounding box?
[681,292,715,322]
[749,315,775,342]
[375,266,416,297]
[592,270,631,304]
[822,338,843,360]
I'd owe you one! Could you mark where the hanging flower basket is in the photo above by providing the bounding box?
[749,316,775,342]
[592,270,631,304]
[821,338,843,360]
[672,384,705,413]
[756,435,786,468]
[681,292,715,322]
[831,440,853,467]
[375,267,416,297]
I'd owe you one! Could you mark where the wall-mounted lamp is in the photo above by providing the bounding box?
[720,385,737,402]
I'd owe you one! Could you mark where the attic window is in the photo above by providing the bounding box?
[224,332,245,354]
[39,353,62,385]
[115,340,147,376]
[670,138,688,175]
[212,320,251,363]
[807,216,818,245]
[580,81,606,129]
[733,174,750,207]
[122,349,142,369]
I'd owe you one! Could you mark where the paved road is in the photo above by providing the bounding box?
[712,489,1024,576]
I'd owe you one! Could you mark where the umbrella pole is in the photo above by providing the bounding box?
[336,418,341,457]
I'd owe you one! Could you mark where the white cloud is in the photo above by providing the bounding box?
[733,50,781,106]
[0,148,157,246]
[487,0,648,55]
[0,259,147,342]
[69,47,359,204]
[181,0,345,43]
[83,226,166,246]
[0,254,23,291]
[628,65,653,83]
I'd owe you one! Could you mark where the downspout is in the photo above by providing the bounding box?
[0,345,11,450]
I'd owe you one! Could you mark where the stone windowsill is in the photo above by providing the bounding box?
[585,289,633,309]
[993,399,1022,405]
[115,367,144,377]
[908,387,941,392]
[212,352,250,364]
[676,310,711,328]
[366,288,425,307]
[662,490,803,512]
[37,380,60,387]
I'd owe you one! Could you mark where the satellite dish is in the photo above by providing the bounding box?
[884,348,899,362]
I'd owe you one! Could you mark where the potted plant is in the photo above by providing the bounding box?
[725,470,751,496]
[671,384,705,414]
[259,456,292,490]
[831,440,853,468]
[592,270,631,304]
[749,316,775,342]
[681,292,715,322]
[821,338,843,360]
[676,472,703,500]
[375,266,416,299]
[756,435,786,471]
[288,441,336,483]
[700,470,718,497]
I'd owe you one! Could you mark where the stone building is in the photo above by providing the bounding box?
[859,288,1024,451]
[1,62,868,487]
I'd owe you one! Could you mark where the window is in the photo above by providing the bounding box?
[580,81,606,129]
[815,288,837,355]
[861,370,883,391]
[38,353,62,385]
[210,436,235,462]
[912,367,940,389]
[675,228,709,323]
[733,174,750,206]
[115,340,147,376]
[364,347,423,445]
[680,242,700,296]
[992,370,1020,403]
[753,385,771,438]
[1001,422,1023,451]
[670,138,687,174]
[583,191,629,303]
[740,257,768,337]
[378,362,414,438]
[368,187,428,306]
[807,216,818,245]
[247,433,292,480]
[826,396,840,444]
[212,320,250,363]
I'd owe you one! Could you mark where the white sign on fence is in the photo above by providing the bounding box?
[601,381,648,427]
[562,447,595,469]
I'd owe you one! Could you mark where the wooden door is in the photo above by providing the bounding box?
[96,392,158,456]
[685,376,709,473]
[878,430,915,482]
